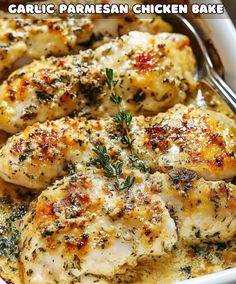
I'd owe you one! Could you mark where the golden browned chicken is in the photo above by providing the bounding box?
[131,104,236,181]
[0,31,195,133]
[0,105,234,190]
[0,4,235,284]
[151,170,236,243]
[18,161,236,283]
[0,17,93,75]
[0,8,171,77]
[19,168,177,284]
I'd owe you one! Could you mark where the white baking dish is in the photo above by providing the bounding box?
[182,2,236,283]
[0,1,236,284]
[192,0,236,92]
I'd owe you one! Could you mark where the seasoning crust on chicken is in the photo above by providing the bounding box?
[0,105,235,190]
[0,17,93,75]
[132,104,236,181]
[0,7,235,284]
[0,9,171,78]
[19,169,177,284]
[18,160,236,283]
[151,170,236,243]
[0,31,195,133]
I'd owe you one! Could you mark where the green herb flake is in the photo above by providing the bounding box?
[129,154,150,173]
[110,94,122,104]
[114,176,135,191]
[93,145,135,191]
[121,135,134,147]
[113,111,132,126]
[0,228,20,259]
[105,68,118,89]
[19,153,28,162]
[133,91,146,102]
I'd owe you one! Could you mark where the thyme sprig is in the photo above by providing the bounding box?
[93,145,135,191]
[114,176,135,191]
[113,111,132,126]
[113,111,134,147]
[105,68,118,89]
[105,68,122,105]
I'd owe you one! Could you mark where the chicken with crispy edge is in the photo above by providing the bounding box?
[0,104,235,190]
[18,163,236,283]
[151,169,236,243]
[0,9,171,77]
[0,31,195,133]
[19,168,177,284]
[131,104,236,181]
[0,17,93,76]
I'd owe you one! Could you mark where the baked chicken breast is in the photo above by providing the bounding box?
[0,105,234,189]
[18,163,236,283]
[19,169,176,284]
[131,104,236,181]
[151,170,236,243]
[0,10,171,78]
[0,31,195,133]
[0,17,93,76]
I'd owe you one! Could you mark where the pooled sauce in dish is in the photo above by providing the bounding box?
[0,3,235,284]
[188,82,235,120]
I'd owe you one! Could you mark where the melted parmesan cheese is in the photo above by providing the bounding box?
[0,105,234,189]
[0,31,195,133]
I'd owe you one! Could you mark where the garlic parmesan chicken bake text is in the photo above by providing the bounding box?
[0,32,195,133]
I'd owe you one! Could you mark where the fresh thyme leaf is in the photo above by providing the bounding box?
[106,69,120,105]
[121,135,134,147]
[113,111,132,126]
[114,111,133,147]
[129,154,150,173]
[93,145,135,191]
[93,146,115,177]
[93,146,110,167]
[93,146,123,178]
[105,68,118,89]
[110,94,122,104]
[105,68,113,86]
[114,160,123,176]
[114,176,135,191]
[104,165,116,178]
